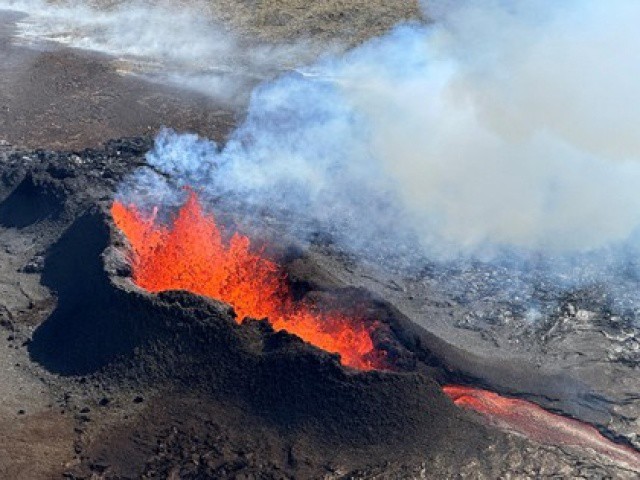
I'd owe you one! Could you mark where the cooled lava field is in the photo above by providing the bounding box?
[1,1,640,479]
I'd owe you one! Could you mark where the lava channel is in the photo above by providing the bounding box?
[444,385,640,472]
[111,191,385,371]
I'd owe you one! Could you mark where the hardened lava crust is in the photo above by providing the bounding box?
[0,141,638,478]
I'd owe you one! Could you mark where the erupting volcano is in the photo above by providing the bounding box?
[111,191,384,370]
[110,190,640,474]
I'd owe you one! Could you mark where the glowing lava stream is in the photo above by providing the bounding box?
[111,192,640,469]
[444,385,640,471]
[111,192,384,371]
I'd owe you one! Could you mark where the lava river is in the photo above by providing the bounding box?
[112,192,640,471]
[444,385,640,472]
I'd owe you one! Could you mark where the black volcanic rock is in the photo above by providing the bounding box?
[28,206,490,471]
[1,138,637,477]
[0,171,66,228]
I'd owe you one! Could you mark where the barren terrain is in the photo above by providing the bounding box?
[0,2,639,479]
[0,11,235,150]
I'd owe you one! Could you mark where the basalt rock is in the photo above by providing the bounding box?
[1,138,637,477]
[28,203,492,468]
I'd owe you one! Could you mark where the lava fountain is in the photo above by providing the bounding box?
[444,385,640,472]
[111,191,640,471]
[111,191,384,370]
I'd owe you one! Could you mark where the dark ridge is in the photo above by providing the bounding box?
[29,209,139,374]
[0,171,66,228]
[26,207,492,469]
[102,137,154,157]
[101,290,476,455]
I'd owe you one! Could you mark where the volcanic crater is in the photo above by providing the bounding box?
[13,144,494,477]
[0,140,638,478]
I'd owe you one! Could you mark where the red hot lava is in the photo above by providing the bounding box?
[111,191,384,371]
[111,191,640,471]
[444,385,640,472]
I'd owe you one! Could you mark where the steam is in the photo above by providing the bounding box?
[0,0,332,103]
[124,0,640,268]
[5,0,640,258]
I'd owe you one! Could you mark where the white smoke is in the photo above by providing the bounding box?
[0,0,331,103]
[132,0,640,264]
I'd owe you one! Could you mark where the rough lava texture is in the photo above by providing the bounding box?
[1,3,638,478]
[0,139,639,478]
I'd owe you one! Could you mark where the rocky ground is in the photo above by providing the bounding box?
[0,138,637,479]
[0,10,236,150]
[0,1,639,479]
[294,248,640,450]
[205,0,421,45]
[0,0,421,150]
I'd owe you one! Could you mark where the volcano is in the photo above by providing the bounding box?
[2,0,640,477]
[0,138,636,478]
[111,192,385,371]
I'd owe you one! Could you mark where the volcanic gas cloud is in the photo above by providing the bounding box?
[111,192,384,370]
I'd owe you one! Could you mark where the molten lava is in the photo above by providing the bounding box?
[111,192,383,370]
[444,385,640,471]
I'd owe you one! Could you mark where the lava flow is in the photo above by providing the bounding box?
[444,385,640,471]
[111,192,384,370]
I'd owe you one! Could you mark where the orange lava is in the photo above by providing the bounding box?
[111,192,383,370]
[444,385,640,471]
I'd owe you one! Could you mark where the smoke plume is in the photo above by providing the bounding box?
[10,0,640,273]
[120,0,640,267]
